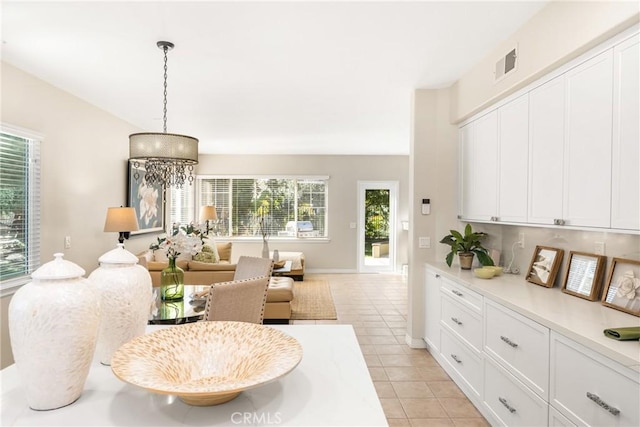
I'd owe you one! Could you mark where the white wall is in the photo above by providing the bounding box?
[451,1,639,123]
[407,87,459,345]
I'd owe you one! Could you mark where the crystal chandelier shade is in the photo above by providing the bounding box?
[129,41,198,188]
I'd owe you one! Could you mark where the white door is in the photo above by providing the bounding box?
[358,181,398,273]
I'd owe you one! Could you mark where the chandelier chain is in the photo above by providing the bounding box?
[162,45,169,134]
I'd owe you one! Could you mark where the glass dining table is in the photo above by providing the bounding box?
[148,285,210,324]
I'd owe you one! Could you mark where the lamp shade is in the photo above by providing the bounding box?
[129,133,198,163]
[104,207,139,232]
[200,206,218,221]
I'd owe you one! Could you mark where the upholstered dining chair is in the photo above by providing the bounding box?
[203,275,271,324]
[233,256,274,281]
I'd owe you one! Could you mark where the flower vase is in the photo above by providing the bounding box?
[8,253,101,410]
[161,258,184,301]
[88,244,152,365]
[262,240,270,258]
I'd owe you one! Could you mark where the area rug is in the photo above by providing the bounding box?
[291,280,337,320]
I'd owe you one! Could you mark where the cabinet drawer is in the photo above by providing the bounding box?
[484,356,548,427]
[550,332,640,427]
[440,277,483,314]
[484,299,549,399]
[440,294,482,354]
[549,405,577,426]
[440,329,483,399]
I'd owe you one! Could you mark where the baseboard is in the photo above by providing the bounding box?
[405,334,427,348]
[306,268,358,274]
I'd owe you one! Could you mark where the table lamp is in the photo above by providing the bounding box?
[199,206,218,235]
[104,207,139,244]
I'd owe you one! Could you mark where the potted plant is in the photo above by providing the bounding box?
[439,224,494,269]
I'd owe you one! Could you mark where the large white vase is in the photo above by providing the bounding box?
[8,253,101,410]
[88,243,152,365]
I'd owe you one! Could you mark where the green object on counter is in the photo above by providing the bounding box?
[603,327,640,341]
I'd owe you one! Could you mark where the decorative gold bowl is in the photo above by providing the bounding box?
[111,321,303,406]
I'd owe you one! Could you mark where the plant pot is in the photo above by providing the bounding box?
[458,252,475,270]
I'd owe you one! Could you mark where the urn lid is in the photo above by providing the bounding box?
[31,253,86,280]
[98,243,139,265]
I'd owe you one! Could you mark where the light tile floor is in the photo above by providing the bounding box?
[291,273,489,427]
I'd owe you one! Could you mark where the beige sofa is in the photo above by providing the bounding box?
[137,242,292,321]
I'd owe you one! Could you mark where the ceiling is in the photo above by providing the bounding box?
[1,1,548,155]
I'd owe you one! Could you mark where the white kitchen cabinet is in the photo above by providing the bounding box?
[440,328,484,400]
[441,293,483,354]
[497,94,529,223]
[424,262,640,427]
[484,355,549,427]
[528,49,614,228]
[458,26,638,233]
[611,34,640,231]
[528,74,565,225]
[550,331,640,427]
[563,50,613,228]
[423,267,441,352]
[459,110,499,222]
[549,405,576,426]
[484,299,550,400]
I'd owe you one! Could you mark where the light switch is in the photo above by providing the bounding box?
[349,222,356,229]
[418,237,431,248]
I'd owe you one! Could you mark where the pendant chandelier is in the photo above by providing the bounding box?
[129,41,198,188]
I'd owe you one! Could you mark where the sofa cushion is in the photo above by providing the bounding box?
[216,242,232,262]
[147,260,189,271]
[188,260,235,271]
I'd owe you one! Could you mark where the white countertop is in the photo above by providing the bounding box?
[426,262,640,371]
[1,325,387,427]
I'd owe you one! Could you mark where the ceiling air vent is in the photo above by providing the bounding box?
[494,45,518,83]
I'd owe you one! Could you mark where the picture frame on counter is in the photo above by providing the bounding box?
[561,251,606,301]
[526,245,564,288]
[601,258,640,317]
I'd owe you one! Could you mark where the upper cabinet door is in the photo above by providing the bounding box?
[459,111,499,221]
[611,35,640,231]
[528,75,565,225]
[563,50,614,228]
[498,94,529,223]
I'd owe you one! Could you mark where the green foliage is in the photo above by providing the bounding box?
[439,224,494,267]
[365,189,389,239]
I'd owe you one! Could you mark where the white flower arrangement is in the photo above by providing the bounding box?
[150,224,204,260]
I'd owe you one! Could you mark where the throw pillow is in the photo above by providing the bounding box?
[193,244,220,263]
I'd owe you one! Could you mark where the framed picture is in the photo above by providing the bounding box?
[601,258,640,317]
[526,245,564,288]
[128,160,165,235]
[561,251,606,301]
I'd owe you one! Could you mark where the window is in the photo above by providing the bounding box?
[0,128,41,292]
[169,176,328,238]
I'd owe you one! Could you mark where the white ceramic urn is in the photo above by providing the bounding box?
[8,253,101,410]
[88,243,152,365]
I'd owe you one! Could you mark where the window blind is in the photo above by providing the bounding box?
[0,131,41,287]
[170,176,328,238]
